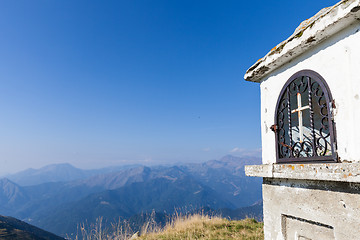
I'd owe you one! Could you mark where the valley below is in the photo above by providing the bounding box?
[0,155,262,237]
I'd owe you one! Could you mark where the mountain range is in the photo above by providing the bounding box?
[6,163,141,186]
[0,155,262,237]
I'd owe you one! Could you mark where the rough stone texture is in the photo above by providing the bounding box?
[262,178,360,240]
[245,162,360,183]
[244,0,360,82]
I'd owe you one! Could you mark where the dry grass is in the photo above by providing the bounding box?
[71,217,136,240]
[138,214,264,240]
[72,214,264,240]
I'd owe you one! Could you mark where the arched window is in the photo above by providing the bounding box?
[273,70,337,163]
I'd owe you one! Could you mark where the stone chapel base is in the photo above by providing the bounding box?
[246,163,360,240]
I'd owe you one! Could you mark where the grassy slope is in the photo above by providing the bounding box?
[138,215,264,240]
[0,215,64,240]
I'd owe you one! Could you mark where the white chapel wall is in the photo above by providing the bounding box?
[260,22,360,164]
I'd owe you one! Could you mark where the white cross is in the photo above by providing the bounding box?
[291,92,310,143]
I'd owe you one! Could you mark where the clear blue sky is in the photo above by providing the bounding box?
[0,0,339,173]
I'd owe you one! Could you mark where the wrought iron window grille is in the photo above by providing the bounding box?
[272,70,337,163]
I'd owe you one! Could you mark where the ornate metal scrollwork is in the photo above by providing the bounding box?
[274,70,337,163]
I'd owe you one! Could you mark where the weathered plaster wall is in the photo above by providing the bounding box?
[262,179,360,240]
[260,22,360,164]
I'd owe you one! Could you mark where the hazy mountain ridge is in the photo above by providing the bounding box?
[3,166,155,220]
[7,163,142,186]
[179,155,262,207]
[0,155,262,237]
[0,178,29,216]
[72,165,152,189]
[35,174,235,235]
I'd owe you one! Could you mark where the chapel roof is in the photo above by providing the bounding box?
[244,0,360,82]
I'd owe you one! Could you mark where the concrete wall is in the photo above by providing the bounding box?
[262,178,360,240]
[260,22,360,164]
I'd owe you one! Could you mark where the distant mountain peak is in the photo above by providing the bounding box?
[7,163,86,186]
[0,155,262,237]
[42,163,75,170]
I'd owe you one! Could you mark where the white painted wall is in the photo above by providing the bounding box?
[260,22,360,164]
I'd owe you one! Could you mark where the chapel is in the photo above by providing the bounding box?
[245,1,360,239]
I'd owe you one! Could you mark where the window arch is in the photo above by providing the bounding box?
[273,70,337,163]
